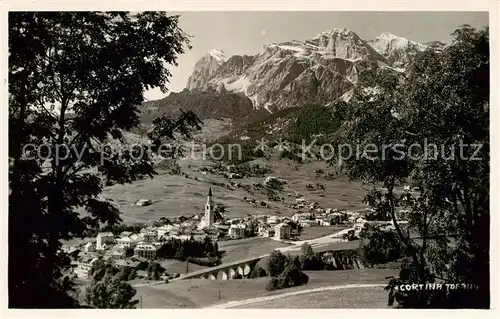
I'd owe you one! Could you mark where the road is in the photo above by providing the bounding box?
[206,283,386,308]
[275,227,354,253]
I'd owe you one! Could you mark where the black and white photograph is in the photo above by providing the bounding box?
[3,2,495,313]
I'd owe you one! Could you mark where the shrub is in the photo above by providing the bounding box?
[266,256,309,291]
[266,250,288,277]
[249,265,268,278]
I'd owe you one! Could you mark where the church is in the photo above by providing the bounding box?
[197,187,223,230]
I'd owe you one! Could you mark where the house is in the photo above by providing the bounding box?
[157,225,175,238]
[116,236,137,249]
[135,199,152,206]
[260,227,275,238]
[354,217,368,233]
[267,215,281,225]
[203,225,222,240]
[136,270,149,279]
[134,244,157,260]
[74,256,99,278]
[84,242,96,253]
[130,233,144,242]
[120,231,133,237]
[274,223,291,240]
[144,231,158,243]
[229,224,246,239]
[295,198,307,204]
[96,232,115,249]
[115,259,140,269]
[316,218,332,227]
[299,220,317,228]
[292,212,314,222]
[109,246,126,259]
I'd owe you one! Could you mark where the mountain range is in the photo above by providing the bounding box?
[140,28,445,134]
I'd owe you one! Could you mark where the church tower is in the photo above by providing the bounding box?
[204,187,215,226]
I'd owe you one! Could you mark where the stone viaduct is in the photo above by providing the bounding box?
[178,254,270,280]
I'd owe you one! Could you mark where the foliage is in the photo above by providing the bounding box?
[84,275,138,309]
[209,138,256,164]
[248,265,268,278]
[300,242,314,258]
[8,12,197,307]
[266,256,309,291]
[288,104,343,144]
[279,147,303,163]
[299,242,324,270]
[359,225,404,265]
[116,266,136,281]
[187,257,222,267]
[154,158,182,175]
[96,223,145,236]
[265,178,285,191]
[156,237,220,261]
[266,250,288,277]
[332,25,489,308]
[147,262,165,280]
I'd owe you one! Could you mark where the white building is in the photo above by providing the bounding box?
[274,223,291,240]
[197,188,215,230]
[144,231,158,243]
[116,236,137,248]
[130,233,144,242]
[229,224,246,239]
[267,215,281,225]
[134,244,157,260]
[258,226,275,238]
[316,218,332,227]
[74,257,99,278]
[295,198,307,204]
[96,232,115,249]
[292,212,314,222]
[354,217,367,233]
[83,242,96,253]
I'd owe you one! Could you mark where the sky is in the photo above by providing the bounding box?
[144,11,489,101]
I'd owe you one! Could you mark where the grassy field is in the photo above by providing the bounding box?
[236,286,389,308]
[295,226,348,241]
[218,237,293,263]
[134,268,398,308]
[99,155,372,224]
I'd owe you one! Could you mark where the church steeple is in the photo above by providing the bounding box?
[204,187,215,226]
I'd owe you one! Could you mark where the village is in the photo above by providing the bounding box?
[64,168,410,285]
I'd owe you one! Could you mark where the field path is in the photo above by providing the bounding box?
[206,283,386,308]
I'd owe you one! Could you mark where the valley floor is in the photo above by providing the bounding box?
[134,268,397,309]
[98,155,373,224]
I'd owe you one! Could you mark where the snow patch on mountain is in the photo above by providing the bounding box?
[186,28,434,111]
[208,49,229,64]
[369,32,428,68]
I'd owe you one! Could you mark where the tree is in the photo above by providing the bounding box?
[116,266,136,281]
[147,262,164,280]
[266,250,288,277]
[124,247,134,258]
[300,242,314,258]
[84,275,138,309]
[249,265,268,278]
[299,242,324,270]
[267,256,309,291]
[359,225,403,265]
[89,259,107,281]
[9,12,199,308]
[332,25,489,308]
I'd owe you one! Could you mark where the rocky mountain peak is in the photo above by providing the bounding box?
[184,28,435,113]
